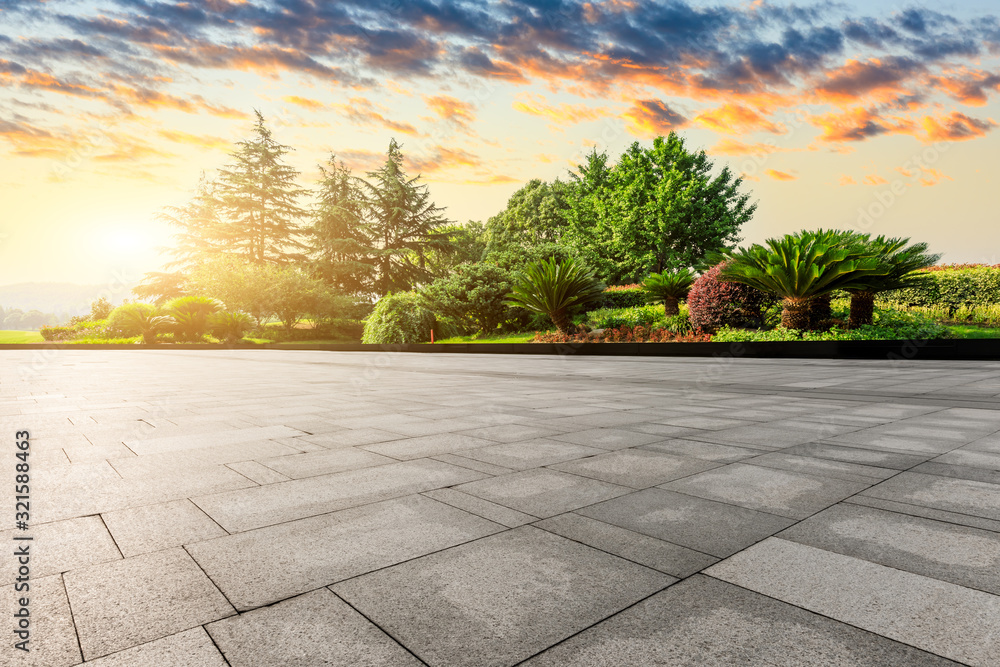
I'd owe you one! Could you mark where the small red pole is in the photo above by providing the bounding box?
[430,329,435,343]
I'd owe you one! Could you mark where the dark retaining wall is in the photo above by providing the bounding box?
[1,339,998,360]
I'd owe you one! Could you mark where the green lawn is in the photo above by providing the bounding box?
[434,332,542,344]
[944,324,1000,339]
[0,330,44,343]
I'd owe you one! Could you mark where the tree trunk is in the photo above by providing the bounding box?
[781,298,810,330]
[550,308,571,335]
[849,291,876,328]
[807,293,832,330]
[663,297,680,317]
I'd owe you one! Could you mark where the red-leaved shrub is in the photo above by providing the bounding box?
[686,262,775,334]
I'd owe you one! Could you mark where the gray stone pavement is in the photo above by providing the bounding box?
[3,349,1000,666]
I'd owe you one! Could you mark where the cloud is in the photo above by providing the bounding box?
[811,107,911,142]
[863,174,888,185]
[337,97,419,135]
[512,96,607,125]
[922,111,997,141]
[839,175,857,186]
[694,103,783,134]
[157,129,231,150]
[283,95,327,111]
[709,139,780,156]
[424,95,476,129]
[766,169,797,181]
[406,146,481,173]
[813,57,924,104]
[918,167,953,187]
[622,100,687,136]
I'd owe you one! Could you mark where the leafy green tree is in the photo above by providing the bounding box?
[214,110,308,264]
[505,257,605,334]
[425,222,487,275]
[716,234,887,330]
[420,264,516,335]
[189,256,276,326]
[565,133,755,283]
[268,267,325,331]
[484,179,573,256]
[642,269,696,316]
[309,154,375,295]
[133,272,187,306]
[361,292,436,344]
[358,139,451,297]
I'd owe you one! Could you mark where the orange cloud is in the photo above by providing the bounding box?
[839,175,857,186]
[338,97,419,135]
[766,169,796,181]
[931,70,1000,107]
[710,139,780,156]
[863,174,888,185]
[283,95,326,111]
[512,96,607,125]
[813,57,923,105]
[919,168,953,187]
[157,130,231,150]
[811,107,916,143]
[424,95,476,128]
[622,100,687,137]
[922,112,996,142]
[406,146,481,173]
[694,104,783,134]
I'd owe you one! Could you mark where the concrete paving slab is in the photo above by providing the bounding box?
[188,494,503,610]
[743,451,898,483]
[782,442,929,469]
[535,512,718,577]
[258,446,396,478]
[0,515,120,583]
[421,488,537,527]
[192,458,488,532]
[549,427,673,450]
[83,628,228,667]
[207,589,421,666]
[860,471,1000,521]
[361,433,498,460]
[125,424,306,455]
[454,468,631,518]
[578,487,795,558]
[522,575,959,667]
[550,448,721,488]
[660,463,871,519]
[455,439,605,470]
[911,460,1000,484]
[332,525,673,667]
[102,498,227,557]
[64,547,235,660]
[0,574,81,667]
[454,423,563,442]
[779,503,1000,595]
[225,460,291,484]
[639,438,766,462]
[932,448,1000,470]
[707,537,1000,666]
[299,427,405,448]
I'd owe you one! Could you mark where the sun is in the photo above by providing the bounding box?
[99,227,155,255]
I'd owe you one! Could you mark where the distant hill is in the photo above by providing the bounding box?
[0,282,137,319]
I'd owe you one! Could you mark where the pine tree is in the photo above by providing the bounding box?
[358,139,451,297]
[155,172,224,271]
[214,110,308,264]
[309,154,375,296]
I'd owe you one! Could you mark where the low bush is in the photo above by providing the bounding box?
[600,284,646,309]
[585,305,665,329]
[210,312,253,344]
[712,309,949,342]
[687,263,775,334]
[880,265,1000,313]
[362,292,436,344]
[106,303,158,337]
[39,326,74,341]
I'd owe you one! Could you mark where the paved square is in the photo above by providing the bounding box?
[3,349,1000,665]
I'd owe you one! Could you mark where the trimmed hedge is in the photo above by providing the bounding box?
[601,285,646,309]
[39,326,74,341]
[362,292,436,344]
[880,266,1000,311]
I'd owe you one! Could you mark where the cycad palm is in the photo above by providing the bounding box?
[504,257,604,334]
[845,237,940,327]
[642,269,695,316]
[716,233,887,330]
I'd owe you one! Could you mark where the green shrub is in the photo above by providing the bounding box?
[39,326,74,341]
[420,264,517,335]
[165,296,222,341]
[712,309,949,342]
[586,305,664,329]
[601,285,646,309]
[107,303,157,337]
[880,266,1000,313]
[210,311,253,344]
[505,257,605,334]
[362,292,436,344]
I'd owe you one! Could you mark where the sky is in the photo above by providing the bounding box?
[1,0,999,288]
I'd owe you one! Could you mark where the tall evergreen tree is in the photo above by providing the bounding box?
[309,154,375,296]
[155,171,224,271]
[214,110,308,264]
[358,139,451,297]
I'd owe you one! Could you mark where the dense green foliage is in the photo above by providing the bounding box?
[712,309,948,342]
[165,296,222,341]
[880,266,1000,313]
[361,292,437,344]
[505,257,605,334]
[600,285,647,309]
[210,312,253,344]
[565,134,755,283]
[420,264,517,335]
[642,269,695,316]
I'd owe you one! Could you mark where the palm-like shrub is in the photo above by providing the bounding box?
[107,302,174,343]
[165,296,222,341]
[504,257,605,334]
[716,234,888,330]
[840,236,939,328]
[642,269,696,316]
[210,311,253,344]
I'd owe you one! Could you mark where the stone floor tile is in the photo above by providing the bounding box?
[456,439,605,470]
[743,452,898,483]
[188,494,503,610]
[207,589,421,666]
[778,503,1000,595]
[521,575,959,667]
[83,628,228,667]
[454,423,563,443]
[534,512,718,577]
[102,499,227,557]
[783,442,929,469]
[578,487,794,558]
[258,447,395,479]
[639,438,766,462]
[550,448,721,488]
[64,547,235,660]
[0,574,81,666]
[361,433,498,460]
[226,460,291,484]
[707,537,1000,666]
[548,427,668,450]
[125,424,306,455]
[332,526,673,667]
[0,515,120,583]
[860,471,1000,520]
[454,468,630,518]
[299,427,405,448]
[422,488,536,527]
